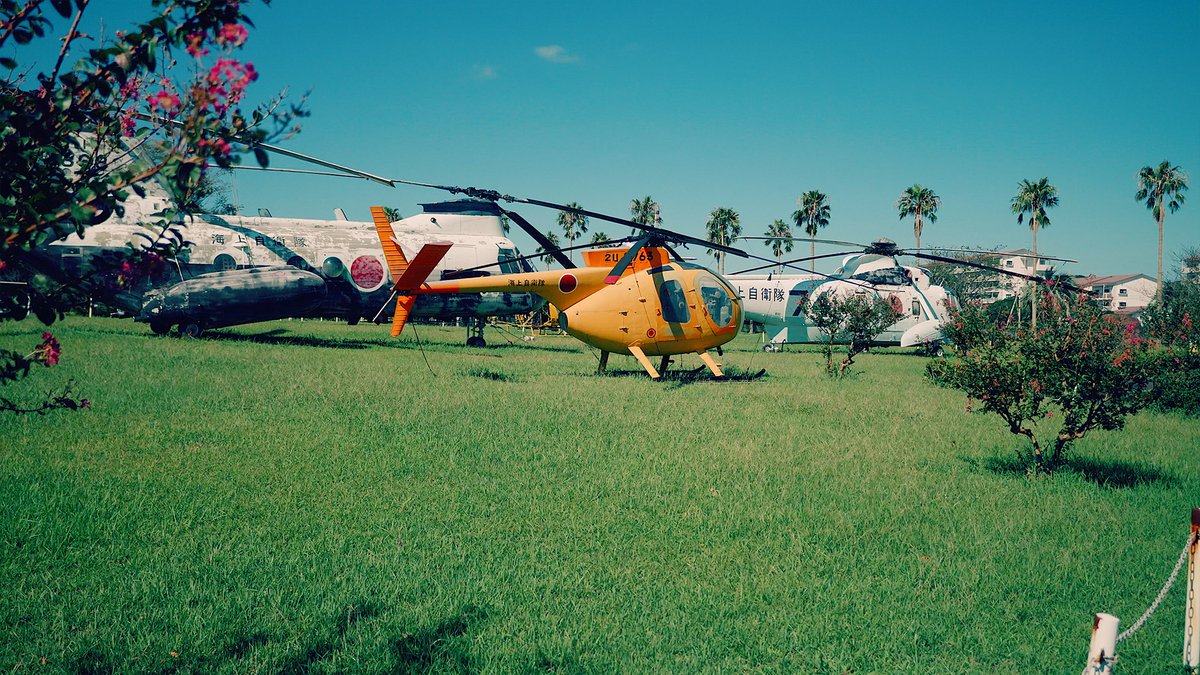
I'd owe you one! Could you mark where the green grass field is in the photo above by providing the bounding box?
[2,317,1197,673]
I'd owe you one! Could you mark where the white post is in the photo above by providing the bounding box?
[1083,613,1119,675]
[1185,508,1199,669]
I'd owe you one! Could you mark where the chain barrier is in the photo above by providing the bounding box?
[1187,528,1197,672]
[1116,532,1198,643]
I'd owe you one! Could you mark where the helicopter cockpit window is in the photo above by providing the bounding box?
[697,275,736,328]
[659,280,690,323]
[850,268,909,286]
[497,248,520,274]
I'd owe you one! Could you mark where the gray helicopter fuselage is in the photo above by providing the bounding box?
[47,197,543,333]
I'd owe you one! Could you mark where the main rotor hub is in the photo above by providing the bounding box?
[866,238,899,255]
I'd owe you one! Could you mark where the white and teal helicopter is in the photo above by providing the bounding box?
[727,238,1076,354]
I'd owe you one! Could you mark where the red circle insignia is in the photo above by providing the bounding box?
[558,273,578,293]
[646,328,657,338]
[351,255,385,291]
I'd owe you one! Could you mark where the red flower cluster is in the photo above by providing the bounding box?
[185,32,209,58]
[147,88,181,113]
[217,23,248,47]
[31,333,61,366]
[200,58,258,116]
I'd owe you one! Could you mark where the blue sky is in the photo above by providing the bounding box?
[49,2,1200,276]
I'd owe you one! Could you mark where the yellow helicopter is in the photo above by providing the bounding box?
[368,205,745,379]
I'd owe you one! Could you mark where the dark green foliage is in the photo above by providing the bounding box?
[1141,280,1200,416]
[928,295,1155,473]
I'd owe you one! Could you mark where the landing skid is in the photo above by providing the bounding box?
[611,346,727,380]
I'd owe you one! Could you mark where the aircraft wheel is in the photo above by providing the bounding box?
[345,315,360,326]
[762,344,779,353]
[932,345,945,358]
[180,322,204,339]
[149,318,173,335]
[466,336,486,348]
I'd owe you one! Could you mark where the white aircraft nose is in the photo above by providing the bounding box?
[900,318,944,347]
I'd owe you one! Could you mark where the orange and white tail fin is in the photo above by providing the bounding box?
[369,206,453,337]
[370,205,410,280]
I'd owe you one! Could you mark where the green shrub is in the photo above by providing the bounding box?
[927,295,1155,474]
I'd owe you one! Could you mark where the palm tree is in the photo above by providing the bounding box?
[1011,177,1060,329]
[896,184,941,254]
[705,207,741,275]
[1136,161,1188,302]
[764,219,794,272]
[792,191,830,267]
[381,206,403,222]
[629,196,662,235]
[590,231,612,245]
[535,231,562,268]
[557,202,589,262]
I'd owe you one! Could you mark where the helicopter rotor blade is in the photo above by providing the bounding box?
[605,235,651,284]
[806,237,873,248]
[516,198,747,257]
[920,247,1078,264]
[910,252,1083,291]
[226,137,753,260]
[729,250,859,276]
[451,237,638,275]
[500,208,576,270]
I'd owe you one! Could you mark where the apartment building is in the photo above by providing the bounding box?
[1072,274,1159,314]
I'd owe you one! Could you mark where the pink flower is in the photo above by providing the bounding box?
[217,23,248,47]
[30,333,61,366]
[186,32,209,58]
[119,113,137,137]
[199,137,233,160]
[119,78,142,99]
[147,89,181,113]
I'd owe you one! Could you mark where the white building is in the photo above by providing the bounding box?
[1072,274,1159,314]
[981,249,1058,303]
[1183,255,1200,283]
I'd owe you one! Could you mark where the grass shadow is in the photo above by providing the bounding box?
[600,365,768,387]
[390,604,487,672]
[462,367,520,382]
[200,329,384,350]
[187,327,584,354]
[968,453,1177,489]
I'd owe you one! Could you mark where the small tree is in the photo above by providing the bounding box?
[629,196,661,236]
[535,231,561,267]
[896,184,941,254]
[927,296,1155,474]
[1135,161,1188,303]
[764,218,793,271]
[557,202,588,262]
[802,292,900,378]
[705,206,741,275]
[792,190,830,267]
